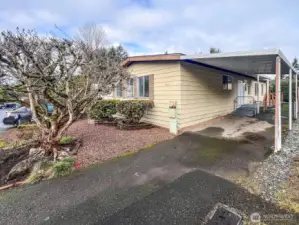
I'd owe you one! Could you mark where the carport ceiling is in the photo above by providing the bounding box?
[181,49,297,77]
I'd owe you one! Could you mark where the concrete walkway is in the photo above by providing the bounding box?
[0,132,286,225]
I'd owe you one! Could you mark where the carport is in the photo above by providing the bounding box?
[181,49,298,152]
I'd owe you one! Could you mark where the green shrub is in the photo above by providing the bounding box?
[116,100,154,124]
[61,157,76,164]
[41,160,54,170]
[27,171,45,184]
[0,137,8,148]
[89,100,120,120]
[59,136,73,145]
[53,157,75,177]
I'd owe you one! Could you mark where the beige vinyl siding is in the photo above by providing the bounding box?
[249,81,266,101]
[179,62,251,128]
[123,60,267,132]
[127,61,181,128]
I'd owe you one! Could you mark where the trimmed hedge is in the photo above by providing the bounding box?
[116,100,154,124]
[89,100,120,120]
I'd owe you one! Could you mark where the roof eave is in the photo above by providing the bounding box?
[123,54,183,67]
[181,49,297,75]
[180,49,280,60]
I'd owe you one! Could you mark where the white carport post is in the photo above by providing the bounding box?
[289,68,292,130]
[275,56,282,152]
[266,79,270,107]
[296,73,298,119]
[257,75,260,114]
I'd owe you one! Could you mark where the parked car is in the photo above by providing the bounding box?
[46,104,53,116]
[0,102,21,110]
[2,106,32,126]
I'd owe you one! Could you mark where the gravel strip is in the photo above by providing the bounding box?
[251,120,299,202]
[67,120,174,167]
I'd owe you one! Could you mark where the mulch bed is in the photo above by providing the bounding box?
[66,119,174,167]
[0,119,174,172]
[1,128,19,142]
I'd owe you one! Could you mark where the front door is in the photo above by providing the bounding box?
[237,81,245,107]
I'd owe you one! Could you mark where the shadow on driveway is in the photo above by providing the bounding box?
[38,170,291,225]
[0,131,286,225]
[101,170,290,225]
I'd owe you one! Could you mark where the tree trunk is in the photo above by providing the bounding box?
[39,118,73,160]
[40,123,60,158]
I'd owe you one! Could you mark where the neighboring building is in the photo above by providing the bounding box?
[112,53,268,134]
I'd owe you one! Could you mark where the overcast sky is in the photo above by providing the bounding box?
[0,0,298,60]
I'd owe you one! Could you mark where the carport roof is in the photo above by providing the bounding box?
[181,49,297,78]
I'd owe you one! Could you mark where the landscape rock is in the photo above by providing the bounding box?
[29,147,43,157]
[7,149,44,181]
[71,140,81,155]
[57,151,70,161]
[31,161,42,174]
[249,120,299,202]
[7,158,34,181]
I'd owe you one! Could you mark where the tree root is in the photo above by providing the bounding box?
[0,180,25,192]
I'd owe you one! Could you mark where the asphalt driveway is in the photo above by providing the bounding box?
[0,131,287,225]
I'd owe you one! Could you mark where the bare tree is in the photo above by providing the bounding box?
[293,57,299,70]
[0,28,129,157]
[75,23,105,50]
[209,47,221,54]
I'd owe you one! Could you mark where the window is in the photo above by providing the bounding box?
[138,76,149,97]
[127,78,134,98]
[261,84,264,95]
[222,75,232,90]
[248,85,251,94]
[116,83,122,97]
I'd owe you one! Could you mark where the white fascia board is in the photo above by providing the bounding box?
[277,49,297,74]
[180,49,280,60]
[181,48,296,74]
